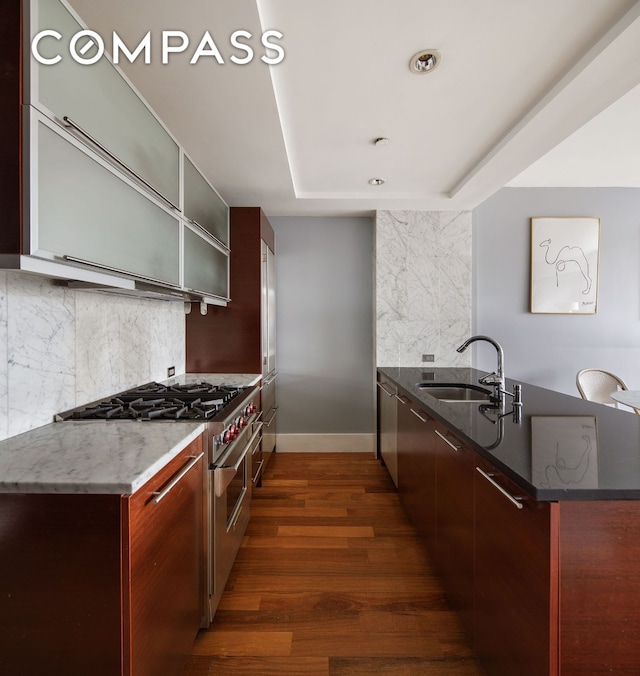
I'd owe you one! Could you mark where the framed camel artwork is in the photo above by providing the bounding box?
[530,217,600,314]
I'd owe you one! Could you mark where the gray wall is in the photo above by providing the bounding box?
[474,187,640,395]
[270,216,374,433]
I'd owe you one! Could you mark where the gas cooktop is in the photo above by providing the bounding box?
[56,382,248,422]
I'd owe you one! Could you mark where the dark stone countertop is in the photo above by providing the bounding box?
[378,366,640,501]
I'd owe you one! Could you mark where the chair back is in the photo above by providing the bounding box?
[576,369,628,407]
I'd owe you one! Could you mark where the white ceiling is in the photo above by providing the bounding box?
[67,0,640,217]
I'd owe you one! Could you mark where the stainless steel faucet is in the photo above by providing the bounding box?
[455,335,522,412]
[456,335,505,388]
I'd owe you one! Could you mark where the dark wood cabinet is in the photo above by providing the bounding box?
[473,456,557,676]
[0,435,205,676]
[186,207,274,375]
[434,427,475,640]
[396,396,437,548]
[124,436,206,676]
[0,493,123,674]
[376,375,398,486]
[186,207,277,483]
[392,385,556,674]
[558,500,640,675]
[0,0,21,255]
[381,372,640,674]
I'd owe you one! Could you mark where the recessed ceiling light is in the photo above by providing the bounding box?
[369,178,385,186]
[409,49,441,74]
[373,137,389,146]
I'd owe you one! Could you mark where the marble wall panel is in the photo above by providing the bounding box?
[75,291,151,404]
[149,300,186,381]
[0,273,8,440]
[7,273,76,436]
[0,276,186,441]
[375,210,472,367]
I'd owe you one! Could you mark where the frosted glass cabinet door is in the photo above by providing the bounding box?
[183,226,230,300]
[183,157,229,247]
[32,0,180,207]
[35,117,180,286]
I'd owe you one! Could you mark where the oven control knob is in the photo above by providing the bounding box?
[224,425,237,443]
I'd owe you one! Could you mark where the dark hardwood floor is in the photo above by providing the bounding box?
[182,452,485,675]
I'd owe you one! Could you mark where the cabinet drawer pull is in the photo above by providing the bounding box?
[230,504,243,530]
[376,381,395,397]
[410,408,429,423]
[152,452,204,504]
[63,116,180,212]
[476,467,523,510]
[251,423,264,456]
[252,459,264,484]
[395,393,409,404]
[264,407,278,427]
[263,373,278,387]
[435,429,461,451]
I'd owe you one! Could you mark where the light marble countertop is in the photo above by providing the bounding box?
[162,373,262,387]
[0,420,205,495]
[0,373,261,495]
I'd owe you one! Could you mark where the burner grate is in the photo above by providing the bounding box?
[58,382,248,422]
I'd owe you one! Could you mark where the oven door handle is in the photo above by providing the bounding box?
[213,424,263,498]
[214,462,247,498]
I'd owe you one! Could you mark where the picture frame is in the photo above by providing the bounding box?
[530,217,600,314]
[531,416,598,489]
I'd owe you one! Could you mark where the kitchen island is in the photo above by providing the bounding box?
[378,366,640,676]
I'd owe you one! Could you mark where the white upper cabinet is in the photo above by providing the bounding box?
[16,0,231,305]
[183,225,230,301]
[29,0,180,208]
[32,111,181,287]
[183,156,230,248]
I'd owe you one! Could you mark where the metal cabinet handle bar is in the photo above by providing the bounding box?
[435,429,461,451]
[263,373,278,386]
[63,115,180,212]
[228,425,263,472]
[252,459,264,484]
[187,218,229,252]
[230,504,243,531]
[188,288,231,303]
[63,255,182,290]
[264,406,278,427]
[476,466,524,510]
[395,393,409,404]
[248,422,264,452]
[376,381,395,397]
[153,452,204,504]
[410,408,429,423]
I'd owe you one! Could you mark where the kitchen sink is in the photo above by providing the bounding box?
[416,383,493,402]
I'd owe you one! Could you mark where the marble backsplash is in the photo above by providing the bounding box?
[0,271,185,440]
[375,210,472,367]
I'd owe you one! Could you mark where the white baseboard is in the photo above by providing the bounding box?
[275,433,375,454]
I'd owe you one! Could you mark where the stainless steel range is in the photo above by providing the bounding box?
[56,380,262,623]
